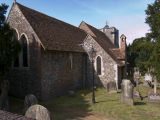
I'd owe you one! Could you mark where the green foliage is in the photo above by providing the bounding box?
[0,3,8,26]
[145,0,160,81]
[145,0,160,40]
[127,37,154,75]
[128,0,160,81]
[0,3,21,79]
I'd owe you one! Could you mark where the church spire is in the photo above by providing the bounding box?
[14,0,16,3]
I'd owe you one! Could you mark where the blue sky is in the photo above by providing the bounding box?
[1,0,155,44]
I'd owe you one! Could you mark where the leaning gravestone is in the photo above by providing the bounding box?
[25,104,51,120]
[121,79,134,105]
[24,94,38,112]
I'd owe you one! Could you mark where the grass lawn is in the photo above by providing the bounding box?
[10,85,160,120]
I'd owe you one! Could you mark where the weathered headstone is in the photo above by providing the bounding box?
[107,81,117,92]
[25,104,51,120]
[121,79,134,105]
[24,94,38,112]
[133,91,140,98]
[144,73,153,88]
[68,90,75,97]
[148,92,160,103]
[133,68,140,86]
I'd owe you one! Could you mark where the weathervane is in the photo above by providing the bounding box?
[105,20,109,28]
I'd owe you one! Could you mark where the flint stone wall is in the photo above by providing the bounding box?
[84,35,117,90]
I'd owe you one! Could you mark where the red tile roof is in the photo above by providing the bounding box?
[16,3,87,52]
[111,48,125,60]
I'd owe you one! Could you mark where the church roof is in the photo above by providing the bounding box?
[79,21,124,65]
[111,49,125,60]
[16,3,87,52]
[11,3,124,65]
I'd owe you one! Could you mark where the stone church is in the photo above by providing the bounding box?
[7,2,126,101]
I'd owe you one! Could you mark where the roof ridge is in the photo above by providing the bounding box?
[16,2,85,32]
[79,21,97,37]
[81,21,115,47]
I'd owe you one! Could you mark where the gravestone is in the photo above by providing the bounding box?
[121,79,134,105]
[68,90,75,97]
[133,91,140,98]
[148,92,160,103]
[144,73,153,88]
[107,81,117,92]
[25,104,51,120]
[24,94,38,112]
[133,68,140,86]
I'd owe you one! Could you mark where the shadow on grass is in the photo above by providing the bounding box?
[134,102,146,106]
[9,89,94,120]
[43,89,93,120]
[96,99,118,103]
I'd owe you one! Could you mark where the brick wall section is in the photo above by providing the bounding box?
[7,4,42,99]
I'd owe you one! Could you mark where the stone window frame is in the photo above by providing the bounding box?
[19,33,30,69]
[94,55,104,76]
[13,32,30,69]
[12,28,20,68]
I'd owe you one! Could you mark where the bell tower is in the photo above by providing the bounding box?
[100,23,119,48]
[120,34,127,58]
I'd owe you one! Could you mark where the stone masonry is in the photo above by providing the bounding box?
[83,35,117,89]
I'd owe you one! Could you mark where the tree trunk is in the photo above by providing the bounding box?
[0,80,9,111]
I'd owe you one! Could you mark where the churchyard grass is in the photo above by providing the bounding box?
[10,86,160,120]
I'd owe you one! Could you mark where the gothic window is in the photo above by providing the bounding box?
[21,35,28,67]
[13,30,19,67]
[96,56,102,75]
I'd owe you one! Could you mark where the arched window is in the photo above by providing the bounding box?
[13,30,19,67]
[96,56,102,75]
[21,35,28,67]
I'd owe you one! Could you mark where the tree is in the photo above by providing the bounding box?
[127,37,154,75]
[146,0,160,41]
[145,0,160,94]
[0,3,21,110]
[145,0,160,82]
